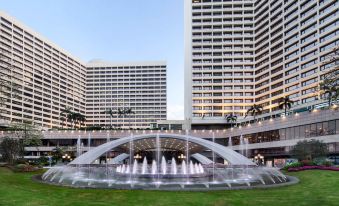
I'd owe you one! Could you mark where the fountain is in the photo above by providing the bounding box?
[41,133,295,190]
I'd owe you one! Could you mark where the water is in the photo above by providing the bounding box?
[132,160,138,174]
[43,133,289,190]
[181,160,187,174]
[212,132,215,182]
[171,157,177,175]
[161,156,167,175]
[228,136,232,147]
[151,160,157,175]
[142,157,147,174]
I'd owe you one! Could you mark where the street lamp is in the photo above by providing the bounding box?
[134,154,142,159]
[254,154,264,166]
[178,154,186,159]
[62,154,72,162]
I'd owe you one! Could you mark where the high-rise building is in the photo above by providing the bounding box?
[185,0,339,126]
[0,12,167,129]
[86,60,167,129]
[0,11,86,128]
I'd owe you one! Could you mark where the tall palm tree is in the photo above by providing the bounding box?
[124,108,135,129]
[320,80,339,107]
[76,113,86,129]
[278,97,294,116]
[60,107,72,128]
[245,104,263,121]
[67,111,76,128]
[105,108,115,129]
[226,114,237,127]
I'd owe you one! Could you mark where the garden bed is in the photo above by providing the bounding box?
[288,165,339,172]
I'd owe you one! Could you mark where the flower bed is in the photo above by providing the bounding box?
[288,165,339,172]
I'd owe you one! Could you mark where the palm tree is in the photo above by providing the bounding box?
[60,107,72,128]
[66,111,76,128]
[76,113,86,129]
[278,97,294,116]
[245,104,263,121]
[105,108,115,129]
[124,108,135,129]
[226,114,237,127]
[320,80,339,107]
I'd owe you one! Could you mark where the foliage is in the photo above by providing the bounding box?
[319,46,339,106]
[245,104,263,120]
[60,107,86,129]
[290,140,328,161]
[6,122,43,147]
[13,163,37,172]
[282,162,304,170]
[51,147,64,163]
[0,49,20,120]
[0,137,24,165]
[278,97,294,115]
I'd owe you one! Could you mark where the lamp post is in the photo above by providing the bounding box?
[62,154,72,162]
[254,154,264,166]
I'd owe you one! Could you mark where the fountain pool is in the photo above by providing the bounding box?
[41,133,295,190]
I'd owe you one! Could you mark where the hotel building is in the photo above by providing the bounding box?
[0,11,86,128]
[0,12,167,129]
[185,0,339,128]
[86,60,167,129]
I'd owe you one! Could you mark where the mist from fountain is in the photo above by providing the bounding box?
[132,160,138,174]
[151,160,157,175]
[181,160,187,175]
[190,161,195,174]
[142,157,147,174]
[125,165,130,174]
[161,156,167,175]
[171,157,177,175]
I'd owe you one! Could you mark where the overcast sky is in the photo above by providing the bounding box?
[0,0,185,120]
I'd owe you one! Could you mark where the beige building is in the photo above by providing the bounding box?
[86,60,167,129]
[0,11,86,128]
[0,12,167,129]
[185,0,339,125]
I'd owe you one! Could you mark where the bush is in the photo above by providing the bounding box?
[13,163,38,172]
[300,160,316,166]
[282,162,303,170]
[322,161,333,167]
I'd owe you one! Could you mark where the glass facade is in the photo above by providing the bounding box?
[229,119,339,146]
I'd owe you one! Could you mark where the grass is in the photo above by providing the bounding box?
[0,167,338,206]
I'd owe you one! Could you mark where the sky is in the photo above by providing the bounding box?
[0,0,185,120]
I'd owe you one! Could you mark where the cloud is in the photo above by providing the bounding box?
[167,104,184,120]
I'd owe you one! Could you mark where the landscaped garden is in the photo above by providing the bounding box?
[0,167,338,206]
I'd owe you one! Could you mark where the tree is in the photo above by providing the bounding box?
[226,114,237,127]
[105,108,115,129]
[319,80,339,107]
[123,108,135,129]
[60,107,72,128]
[245,104,263,121]
[8,122,43,147]
[318,45,339,106]
[290,139,328,161]
[51,147,64,163]
[0,49,20,121]
[60,107,86,129]
[0,137,24,165]
[278,97,294,116]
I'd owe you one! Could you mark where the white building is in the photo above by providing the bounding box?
[185,0,339,127]
[0,12,167,129]
[0,11,86,128]
[86,60,167,129]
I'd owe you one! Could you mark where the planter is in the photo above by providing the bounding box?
[288,166,339,172]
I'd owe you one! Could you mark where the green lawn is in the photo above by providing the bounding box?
[0,167,338,206]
